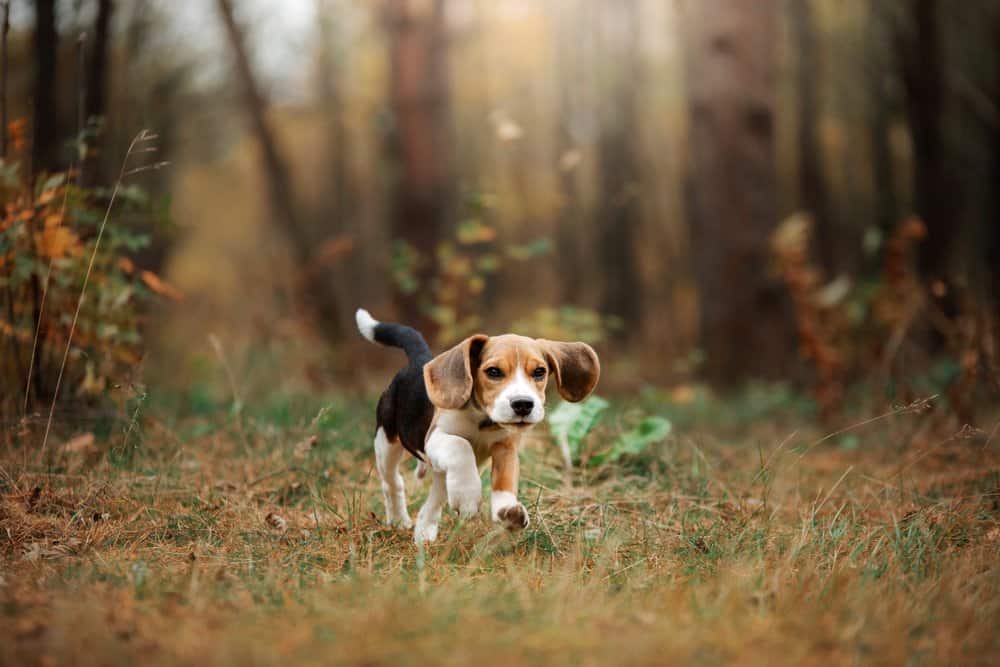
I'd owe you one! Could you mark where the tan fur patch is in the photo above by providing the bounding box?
[472,335,550,410]
[490,437,520,494]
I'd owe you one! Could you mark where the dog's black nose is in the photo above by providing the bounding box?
[511,398,534,417]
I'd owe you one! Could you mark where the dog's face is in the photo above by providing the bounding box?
[423,334,600,428]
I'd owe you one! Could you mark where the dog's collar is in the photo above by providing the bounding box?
[468,393,499,430]
[478,417,500,431]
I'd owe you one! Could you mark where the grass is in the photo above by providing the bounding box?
[2,387,999,666]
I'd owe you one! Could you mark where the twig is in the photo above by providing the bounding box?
[795,395,937,461]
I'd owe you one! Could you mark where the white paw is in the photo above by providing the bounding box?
[494,503,529,531]
[448,480,482,520]
[414,520,439,544]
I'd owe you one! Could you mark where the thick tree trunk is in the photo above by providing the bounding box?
[551,1,585,305]
[868,3,897,238]
[82,0,114,187]
[791,0,835,275]
[685,0,795,386]
[31,0,59,174]
[1,1,9,159]
[597,0,642,338]
[897,0,952,284]
[990,13,1000,307]
[385,0,451,336]
[216,0,345,342]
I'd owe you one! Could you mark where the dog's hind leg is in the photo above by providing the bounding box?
[414,470,447,544]
[374,427,413,529]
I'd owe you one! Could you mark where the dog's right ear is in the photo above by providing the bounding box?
[423,334,489,409]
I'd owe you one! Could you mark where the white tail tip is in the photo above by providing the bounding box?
[356,308,378,342]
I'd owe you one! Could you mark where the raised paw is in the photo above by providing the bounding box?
[496,503,529,531]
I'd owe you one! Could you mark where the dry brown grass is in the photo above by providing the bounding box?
[1,393,999,666]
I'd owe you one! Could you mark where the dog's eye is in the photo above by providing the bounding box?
[485,367,504,379]
[532,366,547,380]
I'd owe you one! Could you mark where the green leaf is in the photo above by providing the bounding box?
[547,396,608,461]
[588,416,672,468]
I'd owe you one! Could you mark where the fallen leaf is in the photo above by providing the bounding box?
[293,435,319,460]
[61,432,96,454]
[265,512,288,532]
[140,270,184,301]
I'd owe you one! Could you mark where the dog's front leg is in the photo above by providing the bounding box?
[490,438,528,530]
[424,431,482,520]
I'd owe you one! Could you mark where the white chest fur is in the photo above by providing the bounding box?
[428,409,518,465]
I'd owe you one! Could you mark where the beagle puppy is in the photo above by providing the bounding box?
[356,309,600,543]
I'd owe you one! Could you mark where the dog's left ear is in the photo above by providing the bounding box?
[424,334,489,409]
[539,340,600,402]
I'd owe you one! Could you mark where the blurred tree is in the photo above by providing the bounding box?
[597,0,642,338]
[1,1,8,159]
[314,0,360,308]
[867,3,898,239]
[31,0,59,173]
[216,0,346,342]
[791,0,835,275]
[81,0,113,187]
[895,0,953,285]
[991,10,1000,305]
[685,0,796,385]
[385,0,452,335]
[551,1,588,305]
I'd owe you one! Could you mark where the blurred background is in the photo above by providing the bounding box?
[1,0,999,422]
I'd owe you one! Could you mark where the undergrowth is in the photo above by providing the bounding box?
[1,387,998,666]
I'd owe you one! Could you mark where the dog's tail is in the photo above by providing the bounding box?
[355,308,432,366]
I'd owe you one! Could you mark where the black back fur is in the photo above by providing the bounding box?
[372,322,435,459]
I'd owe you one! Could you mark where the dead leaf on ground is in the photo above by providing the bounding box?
[293,435,319,460]
[265,512,288,532]
[61,432,96,455]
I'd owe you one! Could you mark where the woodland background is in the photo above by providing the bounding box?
[2,3,1000,665]
[2,0,999,419]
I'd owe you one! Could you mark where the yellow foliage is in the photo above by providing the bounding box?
[34,225,80,259]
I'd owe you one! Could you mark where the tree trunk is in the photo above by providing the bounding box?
[215,0,345,342]
[82,0,114,187]
[1,1,10,159]
[896,0,952,284]
[791,0,835,275]
[31,0,59,174]
[385,0,451,336]
[868,2,897,239]
[684,0,795,386]
[990,12,1000,307]
[597,0,642,337]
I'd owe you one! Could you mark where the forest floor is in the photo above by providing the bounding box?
[2,386,999,666]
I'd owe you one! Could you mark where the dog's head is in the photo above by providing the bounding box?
[423,334,600,428]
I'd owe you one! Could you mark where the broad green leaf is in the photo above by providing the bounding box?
[547,395,608,460]
[588,416,672,468]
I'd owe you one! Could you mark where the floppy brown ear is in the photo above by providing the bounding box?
[423,334,489,409]
[539,340,600,402]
